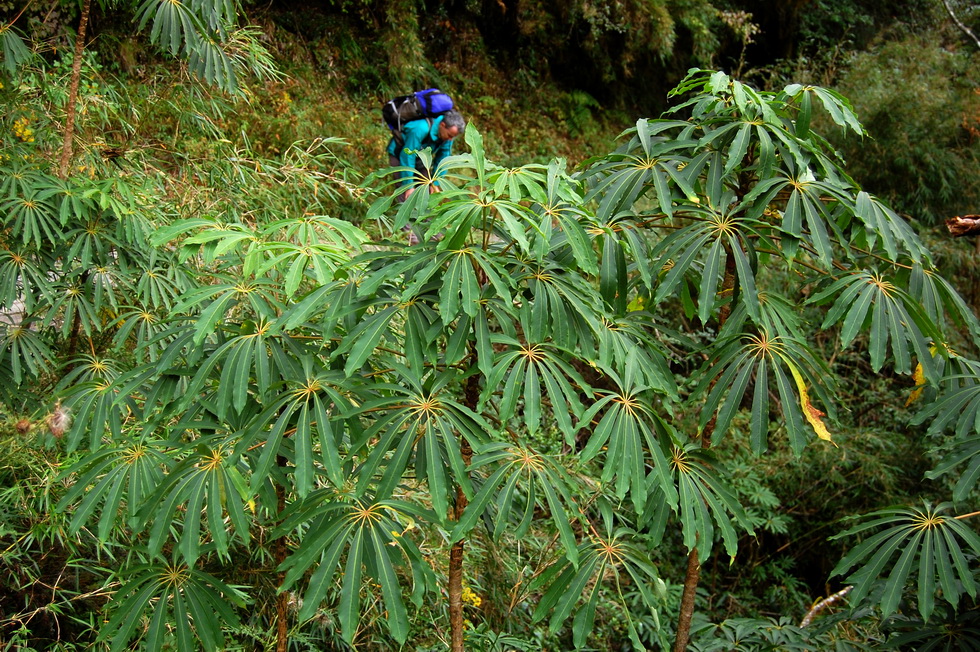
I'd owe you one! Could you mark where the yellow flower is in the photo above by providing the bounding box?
[461,586,482,608]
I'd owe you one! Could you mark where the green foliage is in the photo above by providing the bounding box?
[832,503,980,621]
[4,2,980,646]
[828,33,980,225]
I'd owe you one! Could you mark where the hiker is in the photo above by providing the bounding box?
[386,108,466,202]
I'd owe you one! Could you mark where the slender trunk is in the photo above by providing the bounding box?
[275,459,289,652]
[65,310,83,359]
[673,248,738,650]
[448,490,468,652]
[673,549,701,652]
[448,369,480,651]
[58,0,92,178]
[64,271,89,365]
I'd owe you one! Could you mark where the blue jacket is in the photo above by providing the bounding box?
[386,115,453,189]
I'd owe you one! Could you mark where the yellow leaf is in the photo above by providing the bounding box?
[787,363,835,445]
[906,362,926,406]
[906,343,938,406]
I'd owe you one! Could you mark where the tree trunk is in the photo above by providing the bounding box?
[275,459,289,652]
[58,0,92,178]
[672,249,738,650]
[447,368,480,651]
[673,549,701,652]
[448,490,468,652]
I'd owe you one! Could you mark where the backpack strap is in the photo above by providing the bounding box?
[392,117,435,151]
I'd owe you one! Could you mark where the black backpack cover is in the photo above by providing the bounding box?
[382,88,454,143]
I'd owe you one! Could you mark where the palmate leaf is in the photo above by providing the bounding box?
[57,441,169,539]
[0,162,47,201]
[643,444,753,563]
[111,306,176,362]
[255,242,351,299]
[42,275,104,339]
[350,367,490,519]
[0,321,53,386]
[531,527,665,649]
[131,258,186,311]
[186,35,238,93]
[695,330,835,454]
[0,22,34,75]
[830,502,980,620]
[716,291,806,343]
[576,371,678,512]
[484,336,589,441]
[808,269,942,378]
[648,207,768,322]
[490,163,550,205]
[449,442,582,565]
[784,84,865,136]
[98,558,247,652]
[170,276,283,345]
[430,192,540,255]
[1,191,62,249]
[581,127,698,222]
[232,368,356,496]
[63,380,129,451]
[0,249,52,312]
[595,314,678,400]
[275,496,437,644]
[515,260,599,352]
[852,191,929,264]
[141,436,252,565]
[56,353,122,388]
[170,319,283,420]
[745,174,851,267]
[137,0,204,55]
[265,213,368,248]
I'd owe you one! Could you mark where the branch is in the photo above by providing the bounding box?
[800,585,853,627]
[941,0,980,50]
[946,214,980,237]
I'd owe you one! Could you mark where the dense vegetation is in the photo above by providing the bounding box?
[2,1,980,651]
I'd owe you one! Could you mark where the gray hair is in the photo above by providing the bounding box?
[442,109,465,133]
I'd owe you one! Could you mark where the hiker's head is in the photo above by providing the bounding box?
[438,109,465,141]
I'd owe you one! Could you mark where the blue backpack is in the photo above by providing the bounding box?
[382,88,454,144]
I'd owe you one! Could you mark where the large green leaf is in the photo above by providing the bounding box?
[530,527,665,648]
[99,558,247,652]
[450,442,582,565]
[831,503,980,620]
[141,436,252,565]
[576,371,678,511]
[646,444,754,563]
[349,367,490,518]
[57,440,169,539]
[485,336,589,441]
[809,269,942,377]
[0,22,33,75]
[695,330,835,453]
[275,496,437,644]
